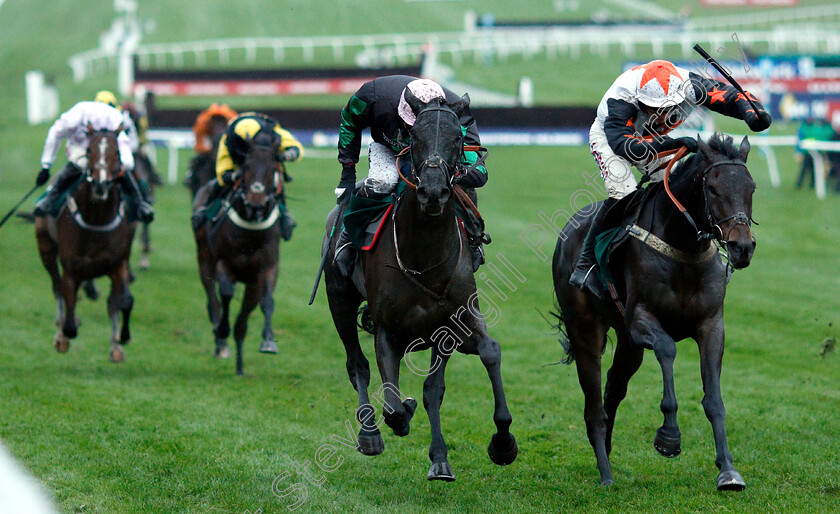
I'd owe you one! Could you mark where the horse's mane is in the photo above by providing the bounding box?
[671,132,742,183]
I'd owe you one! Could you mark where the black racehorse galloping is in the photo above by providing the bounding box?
[192,133,286,375]
[35,125,137,363]
[323,89,517,481]
[553,133,756,490]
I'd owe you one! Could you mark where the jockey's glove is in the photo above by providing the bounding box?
[746,110,772,132]
[36,167,50,187]
[277,147,300,162]
[221,170,239,186]
[675,136,699,154]
[335,178,355,205]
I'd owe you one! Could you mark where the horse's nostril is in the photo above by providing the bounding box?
[439,188,450,203]
[416,187,429,203]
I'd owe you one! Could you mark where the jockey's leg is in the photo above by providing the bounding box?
[191,181,225,231]
[280,203,296,242]
[117,170,155,223]
[570,126,635,297]
[34,163,83,217]
[334,143,398,277]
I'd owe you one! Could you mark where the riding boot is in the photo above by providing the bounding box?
[118,171,155,223]
[191,181,224,231]
[34,164,82,217]
[280,210,296,241]
[333,227,357,278]
[569,198,614,298]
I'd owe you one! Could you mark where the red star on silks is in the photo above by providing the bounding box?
[626,119,635,127]
[736,91,759,102]
[708,87,727,104]
[639,60,680,95]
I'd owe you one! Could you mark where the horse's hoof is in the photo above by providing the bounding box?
[427,461,456,482]
[259,339,278,354]
[357,432,385,456]
[215,344,230,359]
[717,470,746,491]
[53,336,70,354]
[139,255,150,270]
[600,477,614,487]
[487,432,518,466]
[389,398,417,437]
[109,348,125,363]
[82,281,99,301]
[654,428,681,458]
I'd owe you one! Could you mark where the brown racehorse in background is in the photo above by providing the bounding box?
[35,125,137,363]
[187,114,230,198]
[192,133,286,376]
[131,148,159,270]
[552,134,756,490]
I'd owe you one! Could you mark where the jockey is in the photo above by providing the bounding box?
[192,103,238,154]
[570,59,772,297]
[333,75,488,277]
[34,92,154,223]
[191,112,303,240]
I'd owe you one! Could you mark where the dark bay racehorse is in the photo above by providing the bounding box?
[192,135,285,376]
[187,114,230,198]
[35,125,137,363]
[132,148,159,270]
[323,89,517,481]
[552,133,756,490]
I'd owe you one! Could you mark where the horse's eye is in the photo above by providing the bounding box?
[707,185,719,196]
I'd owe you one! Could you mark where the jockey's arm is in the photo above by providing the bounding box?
[274,126,304,163]
[456,114,487,188]
[40,109,77,169]
[117,131,135,171]
[337,89,372,181]
[603,99,686,164]
[688,72,772,131]
[215,134,236,185]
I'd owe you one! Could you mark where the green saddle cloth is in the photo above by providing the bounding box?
[594,225,625,289]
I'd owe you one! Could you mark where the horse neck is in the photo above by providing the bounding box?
[396,189,460,269]
[73,179,123,224]
[648,161,711,253]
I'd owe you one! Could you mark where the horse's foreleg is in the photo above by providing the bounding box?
[107,262,133,363]
[56,274,79,352]
[375,330,416,438]
[139,222,151,270]
[36,222,63,326]
[198,255,225,357]
[216,264,234,354]
[476,335,518,467]
[603,329,644,455]
[423,348,454,481]
[232,282,261,376]
[697,317,745,491]
[630,309,681,458]
[258,266,279,354]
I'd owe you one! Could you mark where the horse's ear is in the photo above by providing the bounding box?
[86,122,94,136]
[697,134,714,163]
[451,93,470,118]
[404,86,424,115]
[738,135,750,163]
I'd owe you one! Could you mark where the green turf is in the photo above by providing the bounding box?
[2,1,839,513]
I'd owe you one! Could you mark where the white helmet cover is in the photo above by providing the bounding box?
[398,79,446,126]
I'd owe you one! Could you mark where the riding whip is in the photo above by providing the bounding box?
[693,44,761,114]
[0,184,40,230]
[308,198,349,305]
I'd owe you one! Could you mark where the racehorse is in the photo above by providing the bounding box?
[132,148,158,270]
[35,125,137,363]
[187,113,230,198]
[323,89,518,481]
[552,133,756,490]
[192,133,285,376]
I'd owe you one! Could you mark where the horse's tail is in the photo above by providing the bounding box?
[547,295,575,364]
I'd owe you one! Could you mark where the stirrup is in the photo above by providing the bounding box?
[334,242,356,277]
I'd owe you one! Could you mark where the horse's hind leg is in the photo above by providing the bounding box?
[630,310,681,458]
[603,329,644,454]
[107,261,133,363]
[232,282,261,376]
[477,335,518,467]
[423,348,454,481]
[257,267,279,354]
[697,317,745,491]
[375,330,417,438]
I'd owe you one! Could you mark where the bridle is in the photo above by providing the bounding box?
[397,106,463,190]
[85,131,125,196]
[662,147,756,244]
